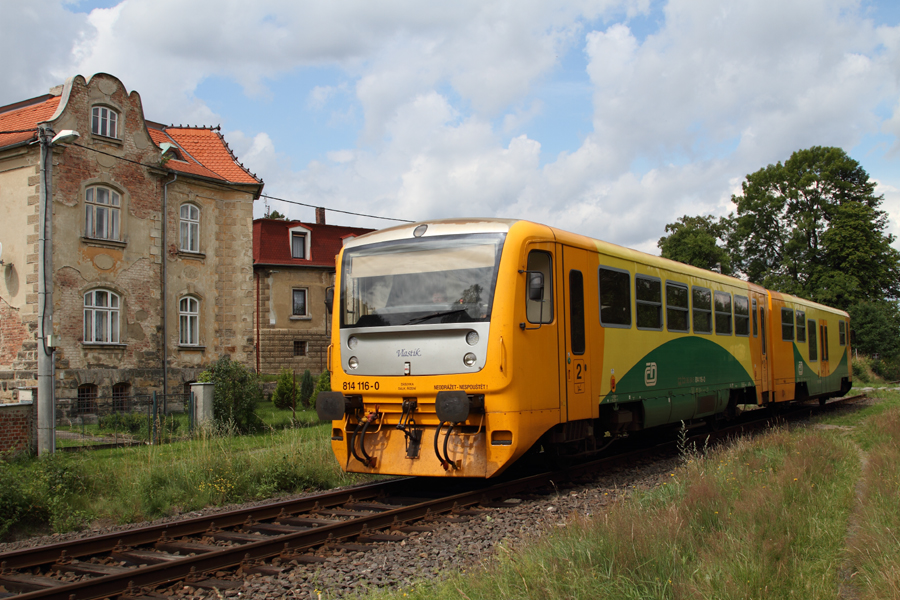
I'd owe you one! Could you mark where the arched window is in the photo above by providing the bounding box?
[91,106,118,138]
[84,290,120,343]
[179,296,199,345]
[77,384,98,415]
[112,382,130,413]
[180,204,200,252]
[85,186,121,240]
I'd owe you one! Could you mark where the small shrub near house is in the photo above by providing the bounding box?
[198,356,263,433]
[313,370,331,406]
[272,368,299,410]
[299,369,316,408]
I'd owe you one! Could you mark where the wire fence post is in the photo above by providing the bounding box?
[151,391,158,445]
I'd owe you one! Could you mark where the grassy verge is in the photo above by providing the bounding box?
[372,393,898,600]
[0,411,368,541]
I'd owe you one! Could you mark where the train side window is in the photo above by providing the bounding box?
[734,295,749,336]
[808,320,818,361]
[796,311,806,343]
[666,282,689,332]
[781,308,794,341]
[752,298,758,337]
[636,276,662,330]
[761,307,767,354]
[839,320,847,346]
[714,291,733,335]
[526,250,554,324]
[598,266,631,328]
[569,270,586,354]
[692,286,712,334]
[822,325,829,361]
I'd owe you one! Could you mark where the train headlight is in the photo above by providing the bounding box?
[348,356,359,369]
[463,353,477,367]
[348,336,359,349]
[465,331,479,346]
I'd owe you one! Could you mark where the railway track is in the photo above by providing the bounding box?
[0,393,866,600]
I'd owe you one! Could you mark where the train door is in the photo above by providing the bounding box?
[751,290,772,404]
[561,246,595,422]
[521,243,561,413]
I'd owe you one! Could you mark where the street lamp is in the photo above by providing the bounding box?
[37,126,79,456]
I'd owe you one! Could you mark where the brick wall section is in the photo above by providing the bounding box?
[259,329,328,374]
[0,401,35,457]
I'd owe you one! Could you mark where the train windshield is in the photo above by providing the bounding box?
[341,233,506,328]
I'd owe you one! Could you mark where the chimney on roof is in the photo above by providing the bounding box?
[316,207,326,225]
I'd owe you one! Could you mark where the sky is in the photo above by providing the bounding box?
[2,0,899,254]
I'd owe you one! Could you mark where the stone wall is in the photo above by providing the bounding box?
[258,329,329,375]
[0,401,35,457]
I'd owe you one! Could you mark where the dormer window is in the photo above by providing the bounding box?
[288,224,312,260]
[91,106,118,138]
[292,232,306,259]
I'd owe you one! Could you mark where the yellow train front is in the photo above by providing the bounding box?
[316,218,852,478]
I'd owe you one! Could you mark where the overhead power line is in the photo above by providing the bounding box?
[260,194,413,223]
[62,141,412,224]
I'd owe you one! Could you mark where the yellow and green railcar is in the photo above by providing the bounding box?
[316,219,852,478]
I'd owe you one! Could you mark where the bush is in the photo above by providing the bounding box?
[312,370,331,407]
[198,356,263,433]
[98,411,145,434]
[272,368,298,410]
[299,369,315,408]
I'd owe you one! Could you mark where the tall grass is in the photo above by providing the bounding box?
[0,417,367,541]
[844,407,900,598]
[376,428,861,599]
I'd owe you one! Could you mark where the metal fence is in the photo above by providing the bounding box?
[55,392,195,450]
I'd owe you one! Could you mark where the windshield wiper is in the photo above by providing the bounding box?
[405,309,469,325]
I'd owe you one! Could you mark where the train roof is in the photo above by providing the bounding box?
[342,218,848,318]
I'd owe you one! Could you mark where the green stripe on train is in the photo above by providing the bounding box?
[793,344,849,397]
[601,337,753,428]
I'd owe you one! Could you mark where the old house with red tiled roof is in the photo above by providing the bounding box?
[0,73,262,422]
[253,211,372,374]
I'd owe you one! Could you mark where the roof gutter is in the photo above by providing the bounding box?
[162,173,178,398]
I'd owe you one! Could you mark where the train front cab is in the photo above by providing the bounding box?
[319,220,573,478]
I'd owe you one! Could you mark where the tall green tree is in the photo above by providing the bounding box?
[847,300,900,359]
[658,215,734,275]
[728,146,900,309]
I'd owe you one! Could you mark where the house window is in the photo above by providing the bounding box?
[84,289,120,343]
[294,340,307,356]
[291,232,306,259]
[85,186,121,240]
[112,382,130,413]
[77,384,98,415]
[179,296,199,345]
[293,289,308,316]
[91,106,118,138]
[180,204,200,252]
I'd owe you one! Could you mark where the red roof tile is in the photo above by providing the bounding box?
[1,91,261,188]
[253,219,374,268]
[0,95,60,148]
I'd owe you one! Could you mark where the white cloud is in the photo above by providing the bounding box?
[2,0,899,253]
